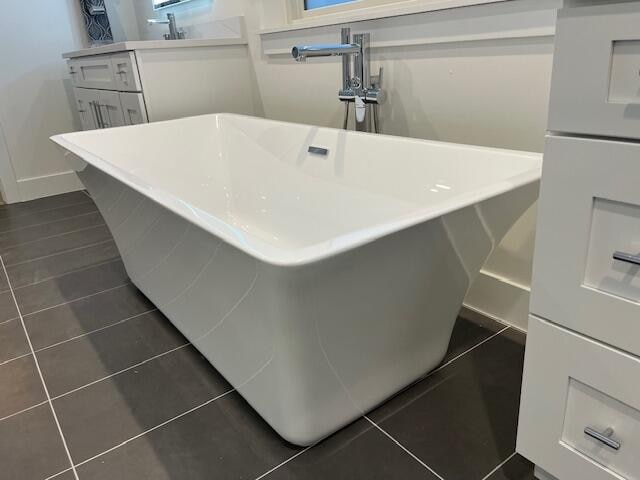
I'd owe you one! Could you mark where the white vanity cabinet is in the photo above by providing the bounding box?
[517,3,640,480]
[64,37,259,131]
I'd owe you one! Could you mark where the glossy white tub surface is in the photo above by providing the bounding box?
[52,113,541,445]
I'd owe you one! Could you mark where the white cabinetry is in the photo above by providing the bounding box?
[68,56,118,90]
[68,52,144,130]
[72,87,99,131]
[65,37,258,132]
[517,3,640,480]
[119,92,148,126]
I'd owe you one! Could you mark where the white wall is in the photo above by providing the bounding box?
[0,0,87,202]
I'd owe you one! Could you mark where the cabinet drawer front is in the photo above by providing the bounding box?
[531,136,640,357]
[119,92,147,125]
[518,316,640,480]
[112,52,142,92]
[549,3,640,139]
[69,56,117,90]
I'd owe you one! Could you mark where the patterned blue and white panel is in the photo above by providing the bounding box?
[79,0,113,44]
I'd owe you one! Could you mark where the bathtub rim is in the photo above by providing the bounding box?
[51,113,542,268]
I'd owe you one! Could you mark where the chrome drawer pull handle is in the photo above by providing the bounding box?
[613,251,640,267]
[584,427,621,451]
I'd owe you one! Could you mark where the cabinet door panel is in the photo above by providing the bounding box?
[97,90,126,128]
[120,92,148,125]
[73,88,99,131]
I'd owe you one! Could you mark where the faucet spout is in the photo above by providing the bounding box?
[291,43,361,61]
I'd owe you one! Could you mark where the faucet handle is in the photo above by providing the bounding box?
[371,67,384,89]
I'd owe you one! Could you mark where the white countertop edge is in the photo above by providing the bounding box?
[63,37,248,59]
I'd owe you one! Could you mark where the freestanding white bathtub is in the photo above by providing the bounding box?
[52,114,541,445]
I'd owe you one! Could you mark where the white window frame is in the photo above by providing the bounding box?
[298,0,401,19]
[285,0,511,26]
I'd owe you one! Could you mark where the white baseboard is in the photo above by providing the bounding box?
[463,269,531,332]
[16,170,83,202]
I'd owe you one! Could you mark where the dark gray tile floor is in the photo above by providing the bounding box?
[0,192,535,480]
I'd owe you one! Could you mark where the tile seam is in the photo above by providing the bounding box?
[364,416,445,480]
[5,239,114,268]
[12,257,122,292]
[0,255,80,480]
[72,389,236,469]
[0,210,99,235]
[480,451,517,480]
[32,308,159,354]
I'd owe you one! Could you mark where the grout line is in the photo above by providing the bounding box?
[0,351,31,367]
[51,343,191,401]
[44,468,73,480]
[0,211,98,236]
[0,399,48,423]
[13,257,122,291]
[1,224,107,253]
[429,325,510,377]
[253,447,313,480]
[5,239,114,267]
[0,223,108,251]
[0,315,18,326]
[462,304,521,332]
[364,416,445,480]
[0,217,104,252]
[22,282,131,318]
[0,331,178,424]
[481,451,517,480]
[73,389,235,469]
[0,256,80,480]
[0,200,93,223]
[366,325,509,399]
[34,309,158,354]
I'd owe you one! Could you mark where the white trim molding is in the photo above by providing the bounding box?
[261,0,560,56]
[0,121,20,204]
[17,171,84,202]
[464,269,531,332]
[262,0,545,34]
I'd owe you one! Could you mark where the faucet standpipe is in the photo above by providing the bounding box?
[147,13,185,40]
[292,28,385,133]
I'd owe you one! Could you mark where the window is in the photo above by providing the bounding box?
[153,0,195,9]
[304,0,357,9]
[284,0,511,27]
[295,0,408,20]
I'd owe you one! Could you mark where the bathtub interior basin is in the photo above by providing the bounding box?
[51,113,542,445]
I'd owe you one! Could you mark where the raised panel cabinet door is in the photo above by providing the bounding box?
[97,90,126,128]
[73,87,100,131]
[119,92,148,125]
